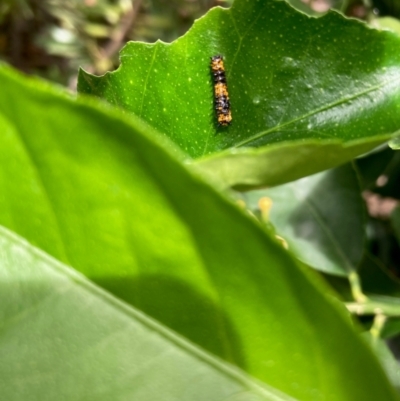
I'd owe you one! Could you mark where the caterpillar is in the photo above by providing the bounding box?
[210,55,232,127]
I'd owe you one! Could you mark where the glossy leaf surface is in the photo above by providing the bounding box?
[79,0,400,167]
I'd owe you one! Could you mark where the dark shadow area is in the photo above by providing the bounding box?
[95,273,245,369]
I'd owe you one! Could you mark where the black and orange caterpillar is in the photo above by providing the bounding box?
[210,55,232,127]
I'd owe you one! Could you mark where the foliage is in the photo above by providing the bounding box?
[78,0,400,187]
[2,0,400,400]
[0,0,228,84]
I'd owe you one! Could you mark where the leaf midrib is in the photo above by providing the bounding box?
[234,75,400,148]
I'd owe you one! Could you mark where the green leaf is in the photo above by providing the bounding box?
[0,225,292,401]
[364,333,400,394]
[78,0,400,187]
[382,317,400,338]
[243,164,365,276]
[0,64,398,400]
[195,137,390,189]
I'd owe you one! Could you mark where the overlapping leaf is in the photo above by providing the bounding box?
[0,226,293,401]
[0,65,398,400]
[243,164,365,275]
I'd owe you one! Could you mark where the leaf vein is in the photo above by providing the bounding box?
[139,44,159,117]
[235,76,400,147]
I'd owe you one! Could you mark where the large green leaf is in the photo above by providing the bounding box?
[79,0,400,187]
[0,65,398,400]
[0,226,292,401]
[243,164,365,276]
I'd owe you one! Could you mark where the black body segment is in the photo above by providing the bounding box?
[210,55,232,127]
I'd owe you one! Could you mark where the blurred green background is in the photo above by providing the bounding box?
[0,0,233,88]
[2,0,400,90]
